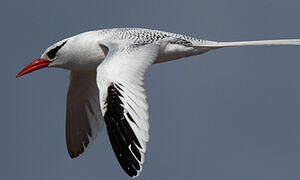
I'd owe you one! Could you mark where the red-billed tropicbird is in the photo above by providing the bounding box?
[16,28,300,177]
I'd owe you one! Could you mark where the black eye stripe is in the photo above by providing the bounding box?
[47,41,67,59]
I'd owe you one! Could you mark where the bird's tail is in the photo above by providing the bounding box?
[202,39,300,48]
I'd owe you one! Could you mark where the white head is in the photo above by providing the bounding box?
[16,31,107,78]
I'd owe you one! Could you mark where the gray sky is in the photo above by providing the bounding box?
[1,0,300,179]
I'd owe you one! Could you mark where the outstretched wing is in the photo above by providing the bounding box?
[66,71,104,158]
[96,42,161,177]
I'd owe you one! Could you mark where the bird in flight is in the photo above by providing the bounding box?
[16,28,300,177]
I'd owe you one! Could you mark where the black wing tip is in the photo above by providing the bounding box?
[67,147,84,159]
[107,127,140,177]
[104,83,142,177]
[66,126,91,159]
[66,137,86,159]
[69,153,78,159]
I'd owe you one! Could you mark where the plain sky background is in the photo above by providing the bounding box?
[1,0,300,179]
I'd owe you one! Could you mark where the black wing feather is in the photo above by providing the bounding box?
[104,83,142,177]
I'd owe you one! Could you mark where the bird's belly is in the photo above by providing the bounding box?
[154,44,210,64]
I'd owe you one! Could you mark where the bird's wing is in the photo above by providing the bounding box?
[66,71,104,158]
[96,41,163,177]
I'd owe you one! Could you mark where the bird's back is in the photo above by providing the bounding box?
[97,28,211,45]
[96,28,215,63]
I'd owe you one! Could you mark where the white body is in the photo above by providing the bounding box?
[31,28,300,177]
[44,28,300,72]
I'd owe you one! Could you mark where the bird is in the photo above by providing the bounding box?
[16,28,300,177]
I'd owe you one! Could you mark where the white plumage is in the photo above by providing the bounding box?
[16,28,300,177]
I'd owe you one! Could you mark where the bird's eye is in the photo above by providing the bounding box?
[47,41,67,59]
